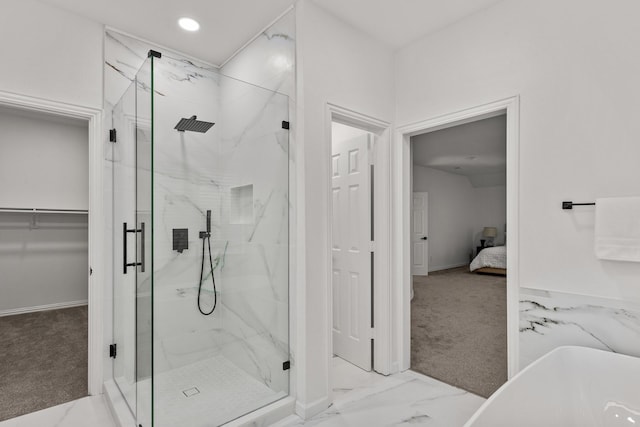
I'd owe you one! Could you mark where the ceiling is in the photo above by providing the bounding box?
[37,0,504,65]
[37,0,298,66]
[311,0,504,48]
[412,115,506,187]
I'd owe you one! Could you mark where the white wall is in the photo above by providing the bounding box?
[0,0,103,108]
[396,0,640,300]
[0,108,89,209]
[0,107,89,313]
[412,165,474,270]
[297,0,395,415]
[473,185,506,247]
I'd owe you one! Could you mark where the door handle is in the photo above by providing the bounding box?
[140,222,145,273]
[421,236,428,240]
[123,222,142,274]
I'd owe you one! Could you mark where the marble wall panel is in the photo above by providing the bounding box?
[519,287,640,368]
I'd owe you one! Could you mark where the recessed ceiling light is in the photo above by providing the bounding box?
[178,17,200,32]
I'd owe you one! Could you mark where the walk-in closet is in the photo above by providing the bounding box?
[0,105,89,421]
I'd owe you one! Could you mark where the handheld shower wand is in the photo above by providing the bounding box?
[198,209,217,315]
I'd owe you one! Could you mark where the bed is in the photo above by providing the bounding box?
[470,245,507,275]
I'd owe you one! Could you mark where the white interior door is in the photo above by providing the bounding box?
[331,132,372,371]
[412,192,429,276]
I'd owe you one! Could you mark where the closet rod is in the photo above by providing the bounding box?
[0,207,88,214]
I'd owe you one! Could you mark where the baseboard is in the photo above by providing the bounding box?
[428,262,468,273]
[0,300,88,317]
[295,395,331,420]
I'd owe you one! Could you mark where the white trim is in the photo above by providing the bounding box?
[325,103,393,406]
[295,395,332,420]
[0,90,104,396]
[0,300,88,317]
[394,96,520,378]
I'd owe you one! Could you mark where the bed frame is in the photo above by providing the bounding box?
[474,267,507,276]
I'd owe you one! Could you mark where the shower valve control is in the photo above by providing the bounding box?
[173,229,189,253]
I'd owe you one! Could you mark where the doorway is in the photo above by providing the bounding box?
[409,114,507,397]
[324,103,392,408]
[0,104,90,420]
[394,97,520,387]
[0,90,103,422]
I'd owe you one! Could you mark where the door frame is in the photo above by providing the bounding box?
[393,96,520,378]
[325,103,392,399]
[0,90,104,395]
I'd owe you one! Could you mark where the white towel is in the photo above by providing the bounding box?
[595,196,640,262]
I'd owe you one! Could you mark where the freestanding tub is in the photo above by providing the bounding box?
[465,346,640,427]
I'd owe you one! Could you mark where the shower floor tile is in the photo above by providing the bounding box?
[141,354,286,427]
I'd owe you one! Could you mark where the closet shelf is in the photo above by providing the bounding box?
[0,207,88,214]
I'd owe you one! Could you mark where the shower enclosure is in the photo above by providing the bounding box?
[111,51,290,427]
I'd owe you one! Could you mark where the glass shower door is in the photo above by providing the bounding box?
[112,71,137,416]
[135,56,153,427]
[111,56,153,426]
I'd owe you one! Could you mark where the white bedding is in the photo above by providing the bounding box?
[470,246,507,272]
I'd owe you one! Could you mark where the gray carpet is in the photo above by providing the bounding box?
[0,306,88,421]
[411,267,507,398]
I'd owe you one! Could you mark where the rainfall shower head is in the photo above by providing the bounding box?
[174,115,215,133]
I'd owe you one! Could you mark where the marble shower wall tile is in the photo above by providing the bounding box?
[210,69,290,391]
[519,287,640,368]
[105,30,220,106]
[219,8,295,392]
[220,10,295,97]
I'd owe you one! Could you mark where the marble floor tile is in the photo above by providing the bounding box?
[0,396,115,427]
[331,357,403,402]
[275,368,485,427]
[1,364,483,427]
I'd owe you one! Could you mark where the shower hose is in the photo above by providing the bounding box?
[197,233,217,315]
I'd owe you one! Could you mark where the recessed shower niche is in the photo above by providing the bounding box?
[230,184,254,225]
[109,51,290,427]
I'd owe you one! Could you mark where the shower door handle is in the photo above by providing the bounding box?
[123,222,142,274]
[140,222,145,273]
